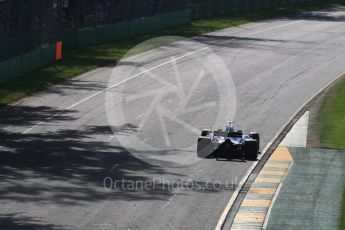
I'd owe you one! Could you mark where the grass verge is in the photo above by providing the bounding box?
[319,76,345,149]
[310,74,345,229]
[316,75,345,230]
[0,0,344,108]
[319,75,345,149]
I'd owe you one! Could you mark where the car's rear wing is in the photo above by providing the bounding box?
[213,130,228,137]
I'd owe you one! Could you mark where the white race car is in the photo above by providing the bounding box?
[197,121,260,160]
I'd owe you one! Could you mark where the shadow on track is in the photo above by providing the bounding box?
[0,213,66,230]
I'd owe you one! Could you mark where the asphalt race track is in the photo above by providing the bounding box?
[1,8,345,230]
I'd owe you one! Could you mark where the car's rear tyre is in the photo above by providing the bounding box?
[201,129,212,137]
[197,136,213,158]
[244,139,258,160]
[250,132,260,152]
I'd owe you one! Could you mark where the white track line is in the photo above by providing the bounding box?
[21,20,304,135]
[21,46,210,134]
[245,20,303,36]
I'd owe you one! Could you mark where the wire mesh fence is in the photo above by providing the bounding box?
[0,0,335,63]
[0,0,61,63]
[0,0,192,63]
[61,0,192,30]
[190,0,320,19]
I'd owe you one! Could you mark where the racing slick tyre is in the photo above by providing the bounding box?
[197,136,213,158]
[201,129,212,137]
[249,132,260,152]
[244,139,258,160]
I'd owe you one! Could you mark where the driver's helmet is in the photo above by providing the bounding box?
[226,121,235,133]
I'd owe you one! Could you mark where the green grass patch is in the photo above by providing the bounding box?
[0,0,344,108]
[316,74,345,229]
[320,76,345,149]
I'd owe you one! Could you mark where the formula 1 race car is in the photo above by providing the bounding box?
[197,121,260,160]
